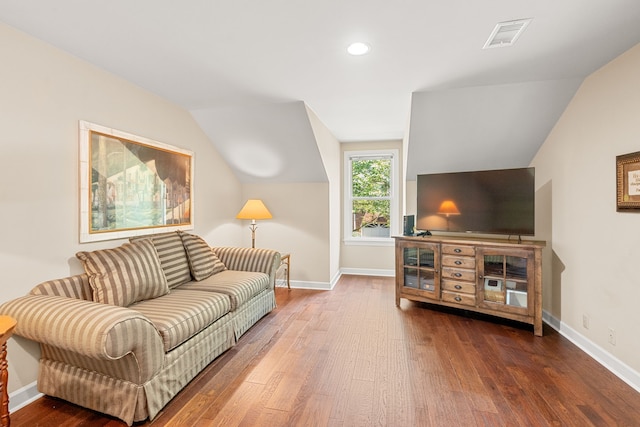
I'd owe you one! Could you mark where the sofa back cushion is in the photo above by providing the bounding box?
[130,231,192,288]
[76,239,169,307]
[179,232,226,281]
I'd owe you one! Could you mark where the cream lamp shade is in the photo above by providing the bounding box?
[236,199,273,221]
[236,199,272,248]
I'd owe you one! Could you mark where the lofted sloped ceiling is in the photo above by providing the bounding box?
[191,101,327,183]
[406,78,584,179]
[2,1,640,181]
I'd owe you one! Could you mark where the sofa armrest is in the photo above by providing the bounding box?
[0,295,164,372]
[213,247,281,288]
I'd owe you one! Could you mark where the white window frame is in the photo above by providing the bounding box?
[343,149,399,246]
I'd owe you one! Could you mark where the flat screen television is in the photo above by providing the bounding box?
[416,167,535,236]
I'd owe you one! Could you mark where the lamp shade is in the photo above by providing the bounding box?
[437,200,460,216]
[236,199,273,220]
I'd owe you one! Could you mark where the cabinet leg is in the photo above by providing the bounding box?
[534,322,543,337]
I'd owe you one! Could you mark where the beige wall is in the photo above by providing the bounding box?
[239,182,332,284]
[307,106,342,282]
[0,23,243,393]
[531,42,640,374]
[340,140,402,273]
[235,107,340,287]
[406,180,417,219]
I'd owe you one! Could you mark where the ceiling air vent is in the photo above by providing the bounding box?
[483,18,532,49]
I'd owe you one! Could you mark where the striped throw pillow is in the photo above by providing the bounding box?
[130,231,191,288]
[178,232,226,281]
[76,239,169,307]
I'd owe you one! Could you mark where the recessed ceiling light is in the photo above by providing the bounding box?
[347,42,370,56]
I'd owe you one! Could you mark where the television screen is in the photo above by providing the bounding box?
[416,167,535,236]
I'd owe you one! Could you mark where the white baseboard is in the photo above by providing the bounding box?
[280,280,333,290]
[275,270,343,291]
[9,381,42,413]
[543,310,640,393]
[275,279,335,290]
[330,269,342,289]
[276,268,394,290]
[339,267,395,277]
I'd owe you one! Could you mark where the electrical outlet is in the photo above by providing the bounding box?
[608,328,616,345]
[582,314,590,329]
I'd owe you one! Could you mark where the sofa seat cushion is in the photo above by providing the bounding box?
[178,270,269,311]
[130,289,231,352]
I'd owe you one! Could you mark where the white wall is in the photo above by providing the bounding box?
[0,23,243,393]
[531,42,640,376]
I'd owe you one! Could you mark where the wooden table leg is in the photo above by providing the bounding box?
[0,316,17,427]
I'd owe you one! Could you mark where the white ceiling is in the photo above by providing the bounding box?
[2,1,640,181]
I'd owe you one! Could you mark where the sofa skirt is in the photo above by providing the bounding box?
[37,312,235,425]
[232,288,276,340]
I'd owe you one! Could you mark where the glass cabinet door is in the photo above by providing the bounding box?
[479,249,532,313]
[401,243,439,299]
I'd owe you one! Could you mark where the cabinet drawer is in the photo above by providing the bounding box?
[442,255,475,269]
[442,290,476,307]
[442,244,475,257]
[442,267,475,282]
[442,279,476,294]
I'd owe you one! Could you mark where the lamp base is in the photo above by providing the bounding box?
[249,222,257,248]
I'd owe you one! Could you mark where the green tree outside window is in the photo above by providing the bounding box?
[351,157,392,237]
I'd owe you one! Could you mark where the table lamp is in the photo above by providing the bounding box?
[236,199,272,248]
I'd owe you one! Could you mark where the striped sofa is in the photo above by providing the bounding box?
[0,231,281,425]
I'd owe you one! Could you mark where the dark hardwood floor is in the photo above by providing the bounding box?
[10,275,640,426]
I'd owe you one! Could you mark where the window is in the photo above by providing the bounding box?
[344,150,399,244]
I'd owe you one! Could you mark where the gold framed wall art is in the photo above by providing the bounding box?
[79,121,194,242]
[616,150,640,211]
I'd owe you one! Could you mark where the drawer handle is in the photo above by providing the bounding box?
[453,272,462,278]
[455,260,462,265]
[455,296,462,302]
[454,248,462,253]
[455,285,462,290]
